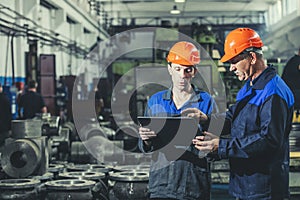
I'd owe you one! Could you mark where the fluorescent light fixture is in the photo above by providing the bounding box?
[170,5,180,14]
[175,0,185,3]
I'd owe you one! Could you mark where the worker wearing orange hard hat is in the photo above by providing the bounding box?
[220,27,264,63]
[221,27,264,81]
[138,41,217,200]
[193,28,294,199]
[166,41,201,65]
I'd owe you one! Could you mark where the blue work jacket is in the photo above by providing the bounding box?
[139,86,215,200]
[218,66,294,200]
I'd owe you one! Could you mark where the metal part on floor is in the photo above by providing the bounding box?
[45,179,96,200]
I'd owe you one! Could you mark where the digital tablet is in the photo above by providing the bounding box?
[137,116,201,150]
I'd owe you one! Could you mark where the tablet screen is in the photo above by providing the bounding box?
[138,116,201,150]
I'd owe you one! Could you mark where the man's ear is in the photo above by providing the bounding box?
[193,67,198,77]
[168,64,172,75]
[250,52,257,64]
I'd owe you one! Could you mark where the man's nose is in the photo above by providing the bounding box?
[179,69,187,78]
[229,64,236,72]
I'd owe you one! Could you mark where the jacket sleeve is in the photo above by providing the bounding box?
[208,101,235,137]
[207,105,234,160]
[201,97,218,131]
[138,100,153,153]
[218,94,291,159]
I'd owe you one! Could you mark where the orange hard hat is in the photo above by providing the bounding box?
[220,28,264,63]
[167,41,200,65]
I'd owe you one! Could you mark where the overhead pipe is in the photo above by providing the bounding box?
[11,32,15,85]
[4,32,10,85]
[0,18,89,57]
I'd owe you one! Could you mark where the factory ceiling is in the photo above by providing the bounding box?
[92,0,299,59]
[2,0,297,59]
[96,0,276,26]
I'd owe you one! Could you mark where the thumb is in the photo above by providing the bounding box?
[203,131,214,137]
[203,131,218,139]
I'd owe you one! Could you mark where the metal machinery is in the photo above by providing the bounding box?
[62,119,151,199]
[0,179,41,199]
[281,52,300,198]
[109,170,149,200]
[0,115,57,199]
[0,112,152,199]
[290,121,300,198]
[289,96,300,198]
[44,179,96,200]
[1,119,50,178]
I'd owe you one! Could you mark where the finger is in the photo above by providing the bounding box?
[198,110,205,115]
[196,135,212,141]
[140,135,149,140]
[141,132,149,137]
[194,144,211,152]
[141,132,156,139]
[194,136,205,140]
[194,141,214,152]
[187,113,196,118]
[142,131,156,137]
[139,127,151,132]
[203,131,215,137]
[181,107,197,114]
[197,141,210,147]
[192,139,204,146]
[204,132,218,140]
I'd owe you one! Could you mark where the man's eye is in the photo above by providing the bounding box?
[185,67,193,73]
[174,67,181,71]
[230,58,239,64]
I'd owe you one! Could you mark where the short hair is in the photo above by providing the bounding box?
[28,80,37,89]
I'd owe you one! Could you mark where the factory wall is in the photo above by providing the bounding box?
[0,0,108,87]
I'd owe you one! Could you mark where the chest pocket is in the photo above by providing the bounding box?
[244,104,261,135]
[231,91,258,137]
[233,103,261,138]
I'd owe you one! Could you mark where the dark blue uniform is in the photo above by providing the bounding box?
[218,66,294,200]
[19,91,46,119]
[282,53,300,109]
[139,86,215,200]
[0,92,11,145]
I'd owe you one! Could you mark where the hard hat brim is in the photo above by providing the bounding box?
[220,53,233,63]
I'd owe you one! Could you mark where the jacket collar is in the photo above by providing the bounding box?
[237,65,276,101]
[248,65,276,90]
[162,84,204,103]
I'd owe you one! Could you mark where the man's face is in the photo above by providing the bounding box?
[168,63,196,90]
[228,53,251,81]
